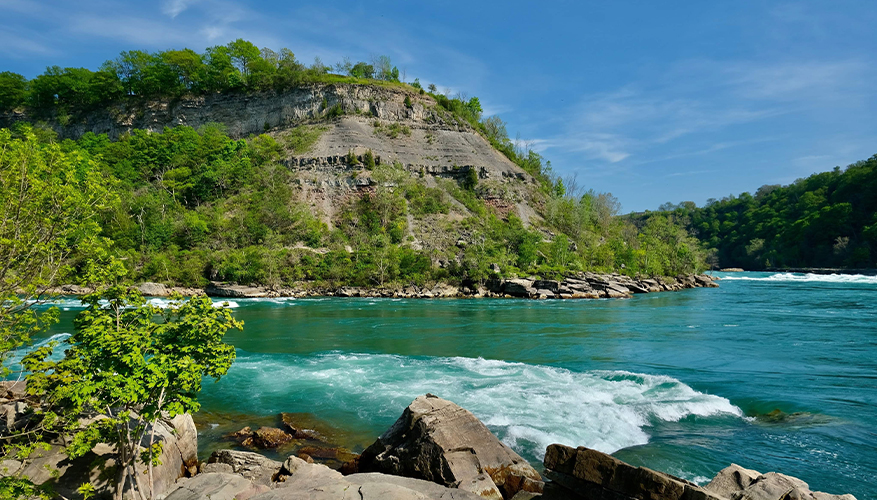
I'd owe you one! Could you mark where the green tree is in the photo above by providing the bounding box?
[0,72,27,112]
[0,127,114,375]
[24,270,241,500]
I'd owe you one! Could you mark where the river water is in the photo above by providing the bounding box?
[33,272,877,497]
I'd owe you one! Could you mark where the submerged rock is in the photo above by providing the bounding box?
[254,427,294,448]
[359,394,543,499]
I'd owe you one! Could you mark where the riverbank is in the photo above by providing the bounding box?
[47,272,719,300]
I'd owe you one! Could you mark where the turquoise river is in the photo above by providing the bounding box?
[31,272,877,497]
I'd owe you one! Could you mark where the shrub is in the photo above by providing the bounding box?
[363,149,376,169]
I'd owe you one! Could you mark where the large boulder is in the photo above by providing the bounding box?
[137,282,169,296]
[502,279,536,298]
[705,464,857,500]
[542,444,723,500]
[359,394,543,499]
[206,449,282,486]
[5,412,197,499]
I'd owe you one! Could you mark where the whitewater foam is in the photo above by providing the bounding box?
[214,352,743,460]
[28,297,240,310]
[721,272,877,284]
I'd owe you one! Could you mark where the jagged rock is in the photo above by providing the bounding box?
[705,463,760,497]
[456,473,504,500]
[254,427,294,448]
[543,444,722,500]
[336,287,361,297]
[208,449,282,486]
[0,401,30,433]
[503,279,536,298]
[359,394,543,499]
[695,274,720,288]
[705,465,857,500]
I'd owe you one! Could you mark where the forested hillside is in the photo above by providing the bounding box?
[0,40,708,289]
[648,155,877,270]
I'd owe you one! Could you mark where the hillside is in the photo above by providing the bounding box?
[0,40,708,290]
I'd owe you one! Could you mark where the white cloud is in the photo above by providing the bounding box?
[540,57,873,169]
[162,0,198,18]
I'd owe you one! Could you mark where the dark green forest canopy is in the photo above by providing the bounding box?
[645,155,877,270]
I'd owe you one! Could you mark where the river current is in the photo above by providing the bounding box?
[31,272,877,497]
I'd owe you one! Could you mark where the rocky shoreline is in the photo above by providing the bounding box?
[1,388,856,500]
[48,272,719,301]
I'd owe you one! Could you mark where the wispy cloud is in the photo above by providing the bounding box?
[0,28,54,57]
[162,0,199,18]
[540,57,873,169]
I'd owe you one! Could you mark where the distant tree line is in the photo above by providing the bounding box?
[646,155,877,269]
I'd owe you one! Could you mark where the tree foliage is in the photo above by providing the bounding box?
[0,127,114,376]
[23,265,241,500]
[652,156,877,269]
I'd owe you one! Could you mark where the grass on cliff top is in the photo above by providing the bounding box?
[283,125,328,155]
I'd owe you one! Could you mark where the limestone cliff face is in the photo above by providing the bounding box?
[2,84,431,139]
[1,83,531,184]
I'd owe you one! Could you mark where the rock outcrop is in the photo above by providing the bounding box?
[541,445,857,500]
[204,449,283,487]
[482,272,718,299]
[165,455,484,500]
[358,394,543,499]
[705,464,856,500]
[542,444,722,500]
[3,411,197,499]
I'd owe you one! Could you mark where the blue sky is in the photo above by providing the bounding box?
[2,0,875,212]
